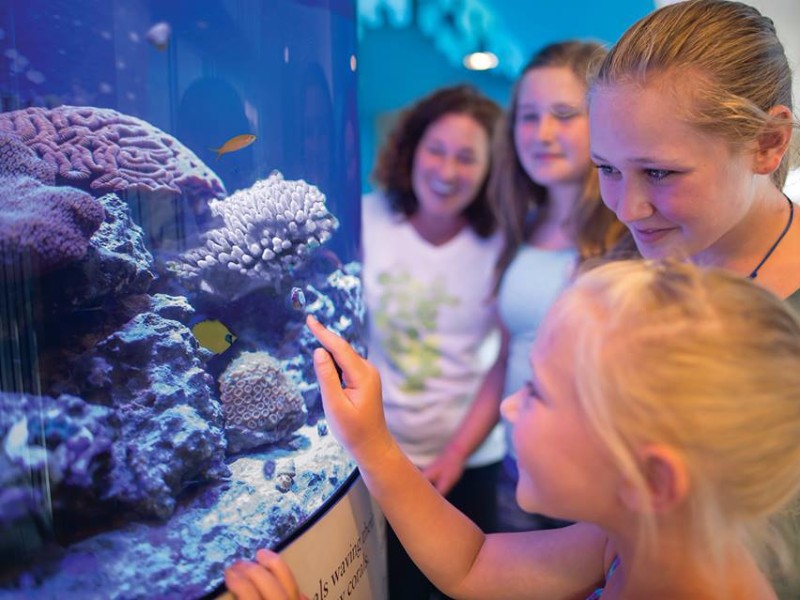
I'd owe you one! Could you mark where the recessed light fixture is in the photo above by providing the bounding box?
[463,50,498,71]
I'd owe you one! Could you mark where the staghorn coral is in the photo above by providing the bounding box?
[218,350,307,454]
[174,171,339,298]
[0,175,106,275]
[0,105,226,200]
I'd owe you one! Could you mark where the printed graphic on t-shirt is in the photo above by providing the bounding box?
[372,269,458,392]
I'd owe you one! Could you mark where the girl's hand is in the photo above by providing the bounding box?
[224,549,307,600]
[306,315,394,463]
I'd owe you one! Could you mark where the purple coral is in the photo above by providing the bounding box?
[0,105,226,200]
[175,171,339,297]
[0,132,56,184]
[0,175,105,274]
[218,350,307,453]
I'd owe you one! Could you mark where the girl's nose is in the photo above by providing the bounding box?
[612,181,655,224]
[500,390,521,423]
[536,114,556,142]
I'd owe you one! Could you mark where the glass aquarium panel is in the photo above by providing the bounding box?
[0,0,363,597]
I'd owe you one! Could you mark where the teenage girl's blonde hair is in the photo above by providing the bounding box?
[591,0,798,187]
[490,41,628,293]
[546,259,800,583]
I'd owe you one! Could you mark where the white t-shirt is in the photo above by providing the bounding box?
[361,191,505,468]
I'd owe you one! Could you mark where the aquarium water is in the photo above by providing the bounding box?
[0,0,364,597]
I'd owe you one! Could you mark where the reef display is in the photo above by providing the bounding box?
[0,0,362,597]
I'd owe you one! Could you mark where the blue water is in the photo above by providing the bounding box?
[0,0,363,597]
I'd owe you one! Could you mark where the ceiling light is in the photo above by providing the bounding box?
[463,50,498,71]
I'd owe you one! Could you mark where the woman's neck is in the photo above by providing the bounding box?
[409,212,468,246]
[526,182,583,249]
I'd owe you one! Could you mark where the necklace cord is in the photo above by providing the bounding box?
[749,195,794,280]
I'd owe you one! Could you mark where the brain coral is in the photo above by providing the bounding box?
[0,105,226,200]
[176,170,339,296]
[218,350,307,453]
[0,175,106,274]
[0,133,56,184]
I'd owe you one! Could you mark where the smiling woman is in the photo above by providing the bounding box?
[360,84,505,600]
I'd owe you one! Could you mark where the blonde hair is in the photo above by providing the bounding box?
[547,259,800,580]
[591,0,798,187]
[490,41,628,293]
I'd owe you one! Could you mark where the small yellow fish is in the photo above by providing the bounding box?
[210,134,256,161]
[192,319,237,354]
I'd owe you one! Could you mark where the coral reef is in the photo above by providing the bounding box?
[0,393,116,529]
[0,105,226,201]
[174,171,339,299]
[45,192,155,310]
[0,132,56,184]
[0,425,355,599]
[218,350,307,454]
[0,175,105,275]
[53,294,230,519]
[281,262,367,415]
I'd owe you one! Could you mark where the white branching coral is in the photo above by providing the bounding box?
[177,171,338,291]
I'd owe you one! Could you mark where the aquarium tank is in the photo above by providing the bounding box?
[0,0,364,597]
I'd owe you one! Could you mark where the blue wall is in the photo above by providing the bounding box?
[356,0,656,193]
[357,26,514,192]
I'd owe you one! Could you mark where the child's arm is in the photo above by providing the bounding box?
[307,316,607,599]
[423,324,509,495]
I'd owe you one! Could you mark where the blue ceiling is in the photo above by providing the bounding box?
[487,0,654,56]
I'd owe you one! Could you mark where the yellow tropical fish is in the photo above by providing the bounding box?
[192,319,237,354]
[210,134,256,161]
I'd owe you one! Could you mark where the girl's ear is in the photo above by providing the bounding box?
[753,105,794,176]
[618,445,689,514]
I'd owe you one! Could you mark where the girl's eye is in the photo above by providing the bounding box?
[645,169,673,181]
[594,164,619,177]
[522,380,541,407]
[552,110,580,121]
[518,112,539,123]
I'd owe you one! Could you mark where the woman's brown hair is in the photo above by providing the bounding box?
[372,84,502,238]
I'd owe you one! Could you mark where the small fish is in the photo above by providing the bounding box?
[191,319,237,354]
[290,286,306,310]
[210,134,256,161]
[145,22,172,52]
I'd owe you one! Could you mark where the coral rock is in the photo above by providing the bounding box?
[44,192,155,308]
[218,351,307,453]
[0,392,117,529]
[64,298,230,519]
[0,105,226,200]
[0,175,106,275]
